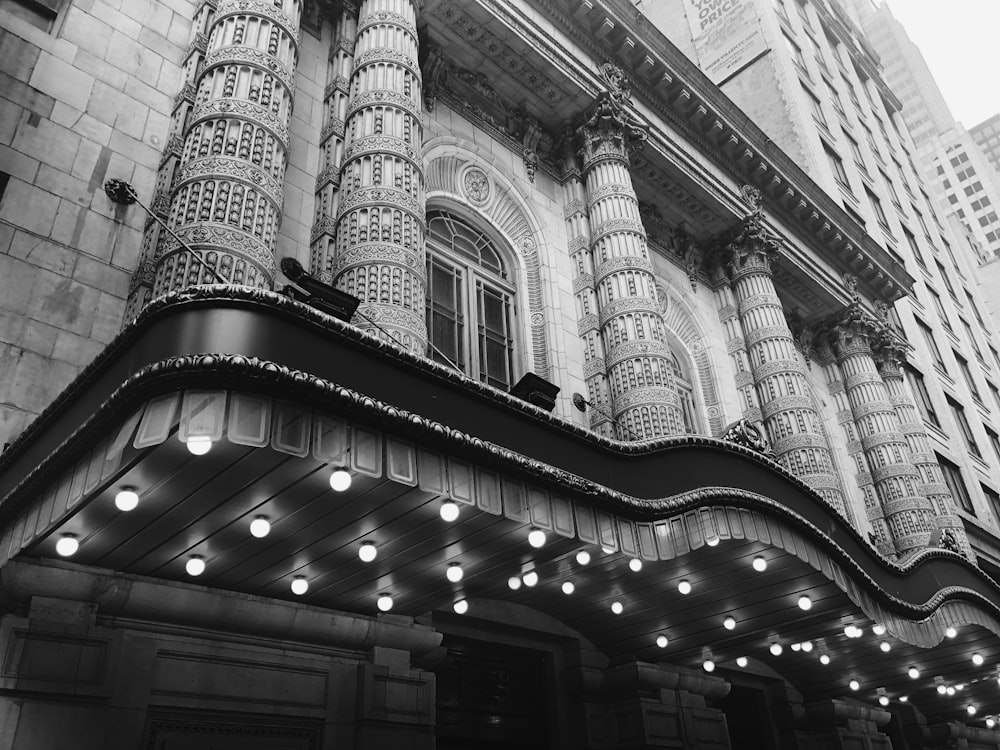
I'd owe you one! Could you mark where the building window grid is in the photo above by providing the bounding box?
[928,288,951,331]
[917,319,946,370]
[955,352,982,402]
[947,397,982,459]
[938,453,975,515]
[906,367,941,428]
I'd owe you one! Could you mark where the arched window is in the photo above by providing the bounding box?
[425,210,516,390]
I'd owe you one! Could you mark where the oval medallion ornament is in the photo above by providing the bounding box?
[463,167,490,203]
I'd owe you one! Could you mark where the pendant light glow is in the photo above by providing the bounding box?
[769,643,783,656]
[797,595,812,611]
[439,501,460,522]
[185,556,205,576]
[820,654,831,665]
[377,594,393,612]
[249,516,271,538]
[528,528,547,548]
[522,571,539,587]
[849,679,860,691]
[329,468,352,492]
[908,667,920,679]
[968,705,977,716]
[872,624,886,636]
[656,635,669,648]
[611,601,624,615]
[290,576,309,595]
[736,656,748,667]
[446,563,464,583]
[576,550,591,565]
[186,435,213,455]
[703,660,715,673]
[723,616,736,630]
[878,695,889,707]
[55,534,79,557]
[628,558,643,572]
[359,542,378,563]
[973,653,985,666]
[453,599,469,615]
[677,579,692,595]
[879,642,891,653]
[114,488,139,512]
[561,581,575,595]
[507,576,522,590]
[945,626,958,638]
[752,556,767,572]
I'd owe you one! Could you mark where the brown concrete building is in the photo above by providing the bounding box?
[2,0,1000,748]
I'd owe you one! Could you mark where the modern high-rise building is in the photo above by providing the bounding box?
[3,0,1000,748]
[972,114,1000,184]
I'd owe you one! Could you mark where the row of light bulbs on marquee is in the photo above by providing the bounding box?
[51,464,999,724]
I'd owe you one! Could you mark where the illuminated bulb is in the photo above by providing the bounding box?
[957,683,965,690]
[849,680,860,691]
[359,542,378,563]
[791,643,802,652]
[528,528,547,548]
[561,581,575,595]
[453,599,469,615]
[752,556,767,572]
[703,660,716,673]
[446,563,464,583]
[55,534,79,557]
[185,556,205,576]
[801,641,814,653]
[820,654,831,665]
[988,717,996,729]
[611,601,624,615]
[186,435,213,455]
[736,656,748,668]
[677,580,692,595]
[872,624,886,636]
[908,667,920,679]
[968,705,978,716]
[937,685,947,695]
[973,653,985,666]
[329,468,352,492]
[376,594,393,612]
[723,616,736,630]
[507,576,522,590]
[880,642,891,653]
[114,488,139,512]
[769,643,783,656]
[656,635,669,648]
[249,516,271,538]
[522,571,539,587]
[439,501,460,522]
[706,535,720,547]
[946,687,956,696]
[945,626,958,638]
[878,694,890,706]
[576,550,591,565]
[290,576,309,595]
[601,546,614,554]
[797,595,812,611]
[628,558,643,572]
[899,695,908,703]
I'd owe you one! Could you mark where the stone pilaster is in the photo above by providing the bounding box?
[831,305,934,556]
[872,335,972,558]
[576,70,683,440]
[310,3,357,282]
[712,267,762,424]
[152,0,302,295]
[719,197,844,509]
[332,0,426,353]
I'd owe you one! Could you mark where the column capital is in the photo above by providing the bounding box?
[716,189,780,280]
[576,64,648,171]
[871,332,910,379]
[828,303,881,359]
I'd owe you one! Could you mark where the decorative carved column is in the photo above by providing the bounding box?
[719,191,844,509]
[871,329,971,557]
[310,3,357,282]
[830,303,934,556]
[152,0,302,294]
[576,67,683,440]
[332,0,426,353]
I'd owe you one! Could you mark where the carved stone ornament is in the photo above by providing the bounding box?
[576,90,649,168]
[722,418,774,457]
[740,184,763,213]
[785,308,815,366]
[843,272,861,303]
[462,167,490,203]
[674,228,703,291]
[599,62,632,107]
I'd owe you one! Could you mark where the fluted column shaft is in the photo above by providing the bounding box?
[578,108,682,440]
[153,0,302,294]
[332,0,426,353]
[726,242,844,508]
[833,320,934,556]
[876,348,970,557]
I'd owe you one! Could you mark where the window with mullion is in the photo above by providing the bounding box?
[937,453,975,514]
[906,367,940,428]
[476,280,514,390]
[427,256,466,372]
[947,397,981,458]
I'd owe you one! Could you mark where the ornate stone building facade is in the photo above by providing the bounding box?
[2,0,1000,748]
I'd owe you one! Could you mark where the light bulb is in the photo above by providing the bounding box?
[797,595,812,611]
[736,656,748,667]
[703,660,715,673]
[114,488,139,512]
[849,679,860,691]
[628,558,643,572]
[945,626,958,638]
[55,534,79,557]
[908,667,920,679]
[377,594,393,612]
[562,581,575,595]
[801,641,813,653]
[723,616,736,630]
[290,576,309,595]
[872,624,886,636]
[507,576,522,590]
[522,571,538,587]
[820,654,831,665]
[987,717,996,729]
[973,653,985,666]
[791,642,802,652]
[946,686,956,696]
[611,601,624,615]
[899,695,908,703]
[329,468,352,492]
[440,501,459,522]
[528,528,546,548]
[359,542,378,563]
[249,516,271,538]
[656,635,669,648]
[186,435,213,455]
[576,550,591,565]
[446,563,464,583]
[706,535,720,546]
[453,599,468,615]
[968,705,978,716]
[185,556,205,576]
[880,642,891,653]
[752,556,767,572]
[770,643,783,656]
[601,546,614,554]
[677,580,692,595]
[879,695,889,707]
[937,685,947,695]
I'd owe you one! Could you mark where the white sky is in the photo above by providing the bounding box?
[886,1,999,128]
